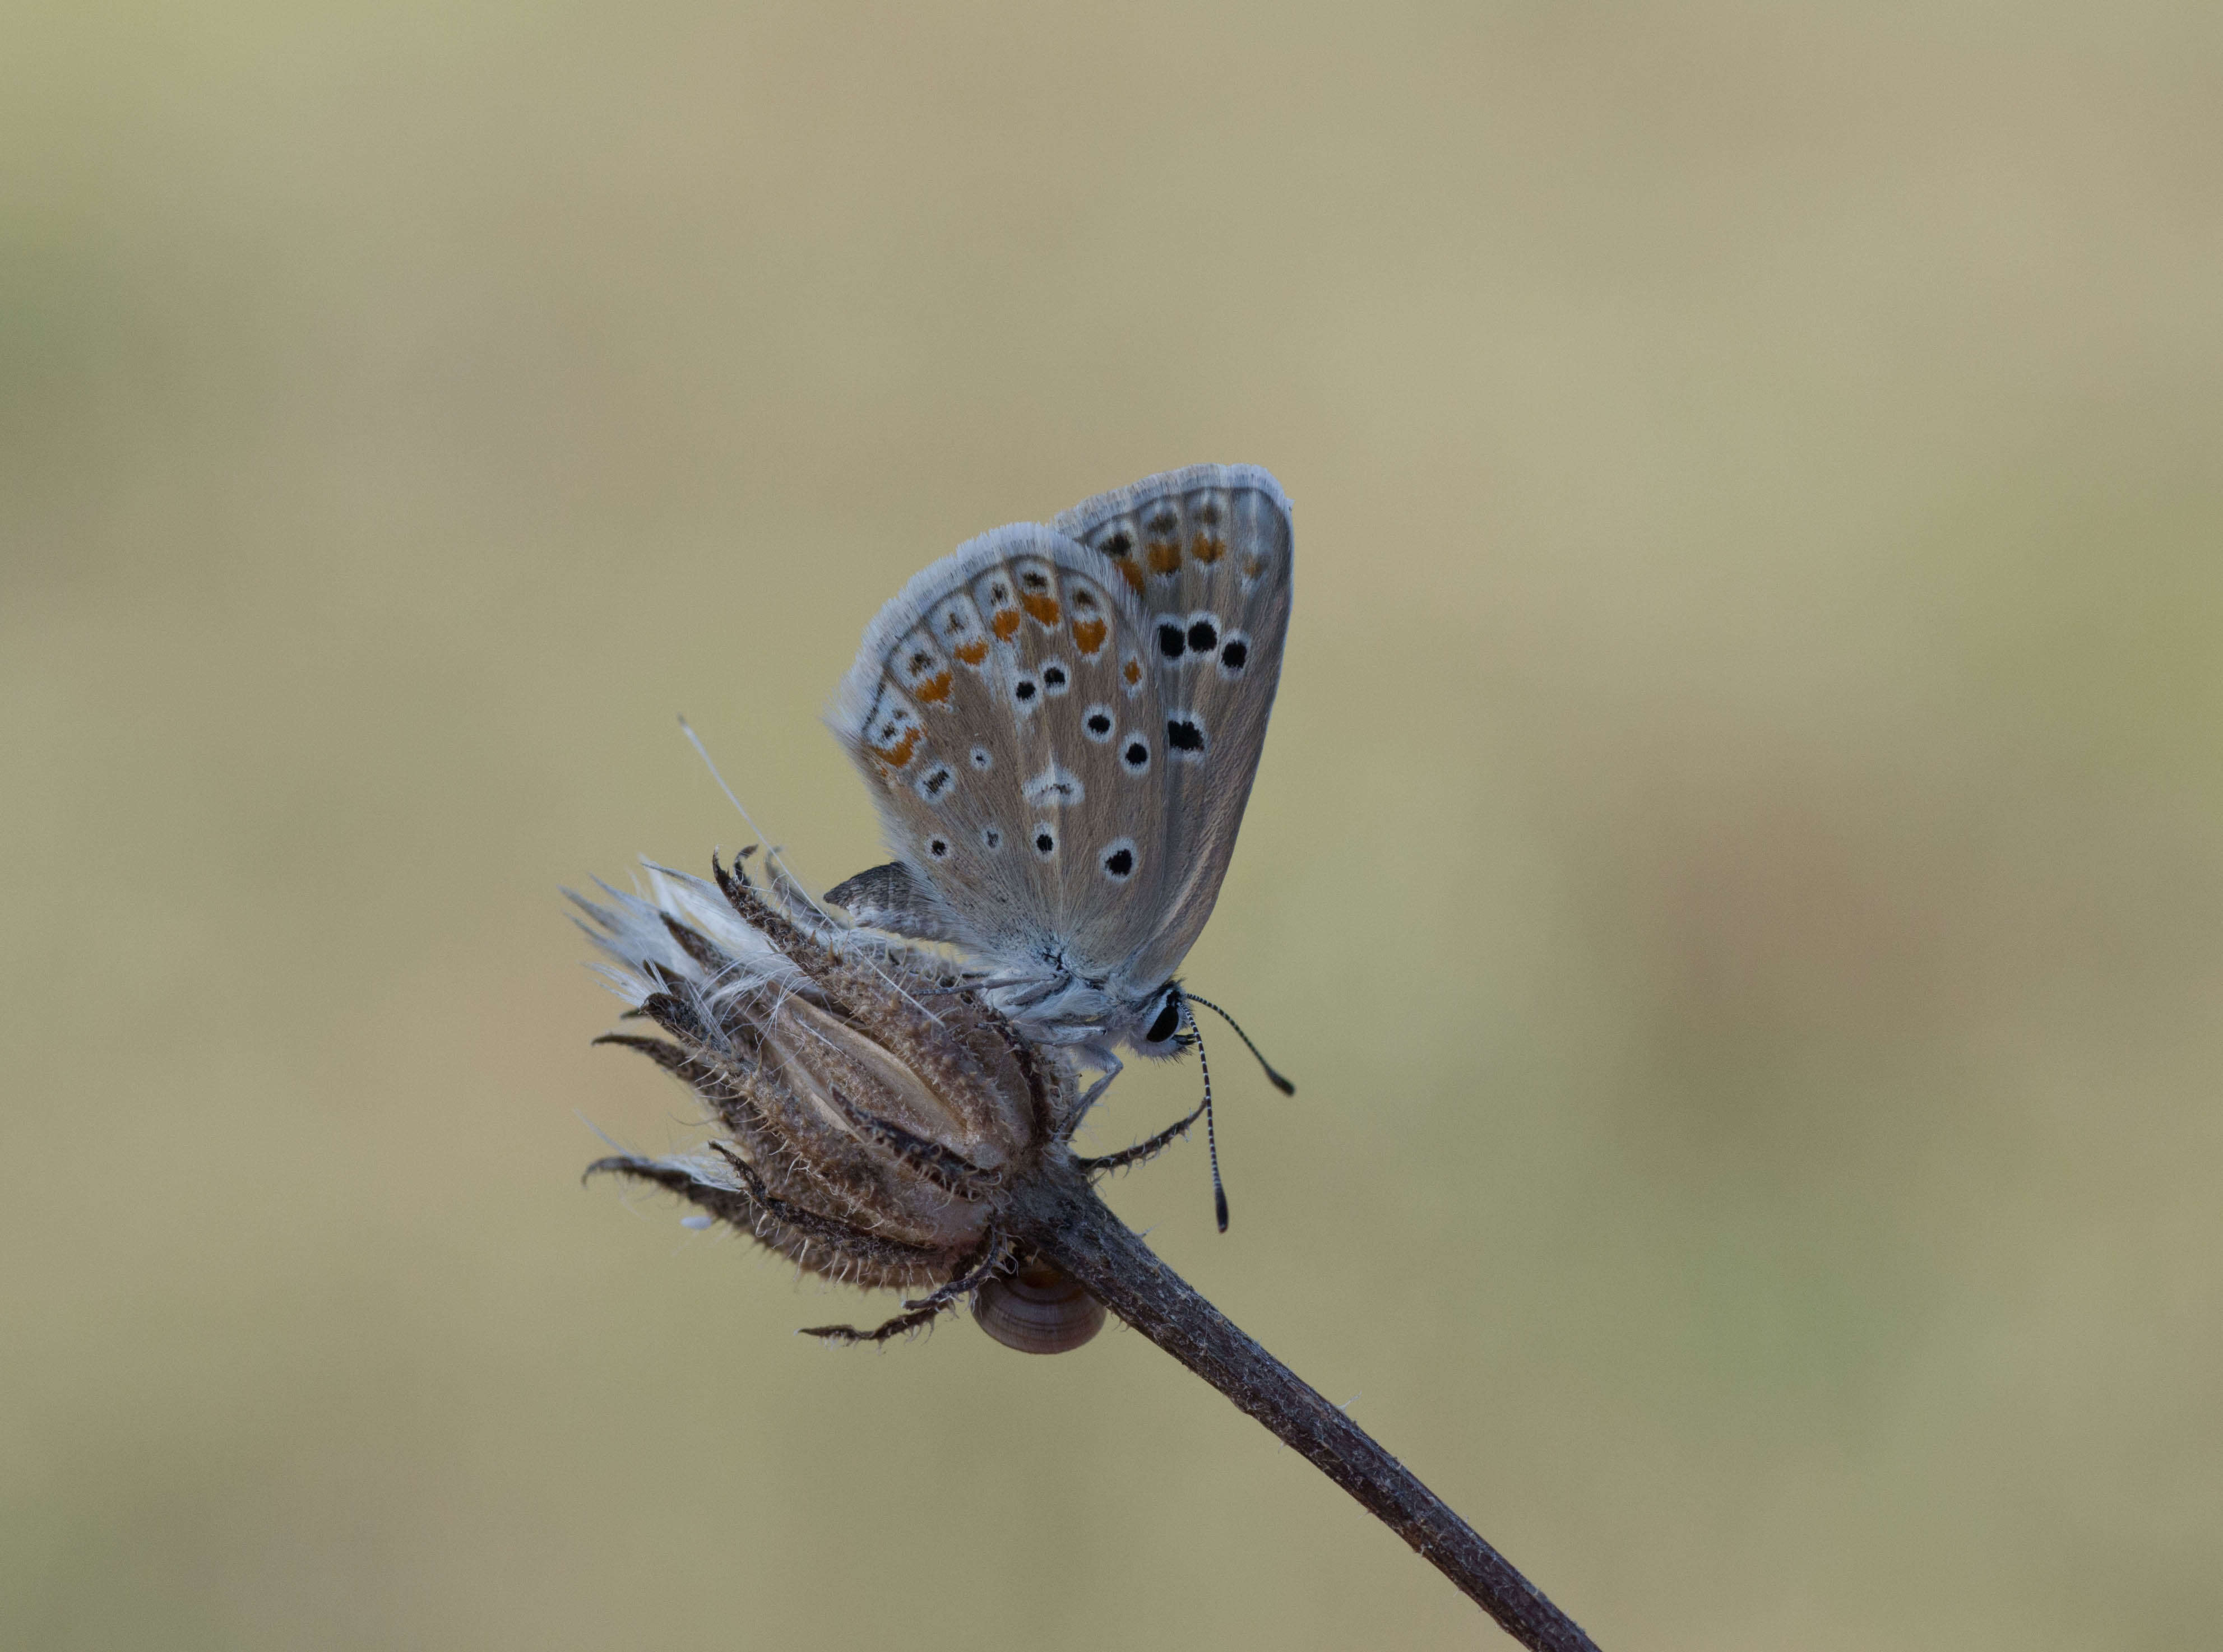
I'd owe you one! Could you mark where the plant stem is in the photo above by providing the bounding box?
[1013,1176,1603,1652]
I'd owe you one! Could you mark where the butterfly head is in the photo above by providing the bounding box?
[1131,982,1194,1059]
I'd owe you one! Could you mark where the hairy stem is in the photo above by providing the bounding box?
[1011,1176,1602,1652]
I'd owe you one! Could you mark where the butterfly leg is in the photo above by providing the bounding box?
[1073,1089,1210,1176]
[1066,1050,1126,1135]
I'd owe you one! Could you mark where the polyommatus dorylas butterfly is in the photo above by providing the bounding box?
[827,465,1295,1113]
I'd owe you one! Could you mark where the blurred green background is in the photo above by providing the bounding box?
[5,4,2220,1649]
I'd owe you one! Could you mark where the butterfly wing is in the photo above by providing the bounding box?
[1050,465,1293,993]
[831,465,1293,1019]
[831,522,1165,985]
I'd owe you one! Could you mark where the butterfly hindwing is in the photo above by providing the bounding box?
[1052,465,1294,994]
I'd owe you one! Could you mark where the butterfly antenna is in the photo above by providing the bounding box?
[1184,999,1230,1233]
[1182,992,1296,1096]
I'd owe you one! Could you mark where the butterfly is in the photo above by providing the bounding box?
[826,463,1294,1081]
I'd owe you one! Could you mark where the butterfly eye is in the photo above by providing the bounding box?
[1145,991,1182,1043]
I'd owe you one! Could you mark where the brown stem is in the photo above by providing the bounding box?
[1010,1176,1602,1652]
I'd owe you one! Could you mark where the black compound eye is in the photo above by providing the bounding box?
[1145,992,1182,1043]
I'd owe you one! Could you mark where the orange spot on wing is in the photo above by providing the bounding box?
[1020,593,1060,627]
[1115,560,1145,595]
[1123,658,1142,686]
[1071,618,1107,655]
[1240,553,1266,579]
[876,730,919,768]
[1191,534,1226,563]
[1146,542,1181,576]
[953,639,989,666]
[991,609,1021,641]
[911,671,953,705]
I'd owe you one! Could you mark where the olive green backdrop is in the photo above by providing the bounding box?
[6,5,2220,1649]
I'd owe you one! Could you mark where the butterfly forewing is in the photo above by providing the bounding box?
[832,465,1291,1037]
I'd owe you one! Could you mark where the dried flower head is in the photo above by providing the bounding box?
[573,850,1198,1347]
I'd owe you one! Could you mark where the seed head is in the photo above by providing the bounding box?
[573,850,1098,1344]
